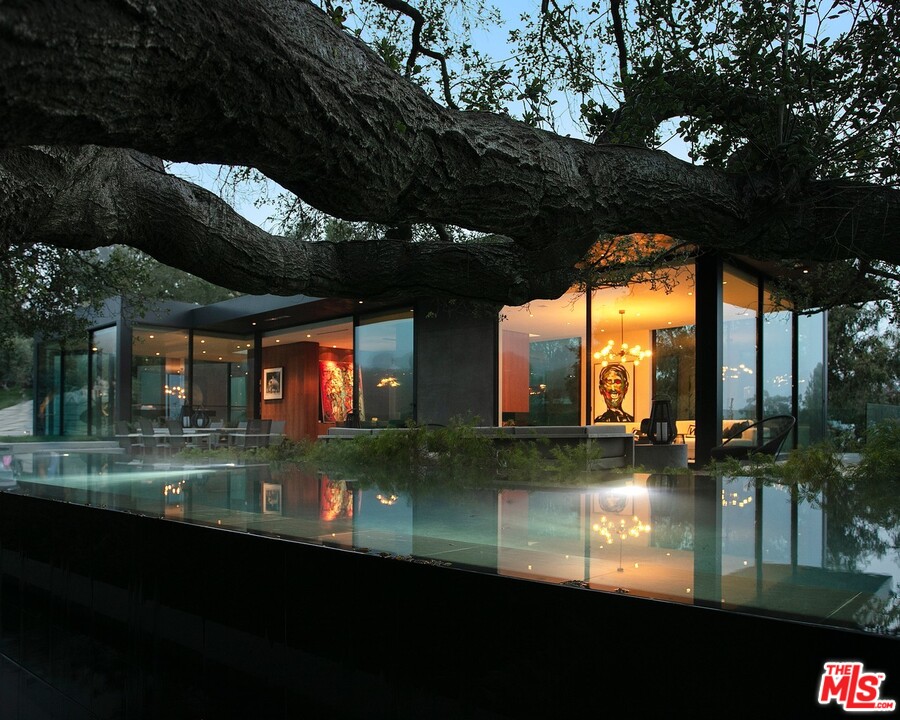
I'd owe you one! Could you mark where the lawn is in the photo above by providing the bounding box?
[0,387,27,411]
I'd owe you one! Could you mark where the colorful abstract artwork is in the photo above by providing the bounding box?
[319,360,353,422]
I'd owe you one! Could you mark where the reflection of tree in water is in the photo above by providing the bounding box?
[800,361,827,444]
[764,421,900,634]
[647,475,694,550]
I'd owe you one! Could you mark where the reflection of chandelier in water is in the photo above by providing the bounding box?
[722,490,753,508]
[376,494,398,505]
[722,363,754,380]
[377,376,400,387]
[593,514,651,572]
[163,480,185,498]
[594,310,651,367]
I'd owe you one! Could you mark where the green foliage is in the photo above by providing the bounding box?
[172,420,649,487]
[0,242,238,345]
[0,386,27,411]
[0,336,32,392]
[827,303,900,434]
[854,419,900,492]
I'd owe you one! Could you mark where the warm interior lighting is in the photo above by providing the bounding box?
[593,514,651,572]
[593,310,652,366]
[377,376,400,388]
[164,384,187,400]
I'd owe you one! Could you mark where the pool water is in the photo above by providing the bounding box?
[3,449,898,639]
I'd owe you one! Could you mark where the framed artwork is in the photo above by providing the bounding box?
[319,361,353,422]
[262,482,282,514]
[263,367,283,400]
[593,361,635,424]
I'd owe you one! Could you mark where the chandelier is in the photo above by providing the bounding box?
[593,309,651,366]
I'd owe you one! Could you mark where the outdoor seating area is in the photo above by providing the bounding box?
[115,418,287,456]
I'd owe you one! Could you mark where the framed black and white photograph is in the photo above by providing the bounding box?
[263,367,283,400]
[593,361,635,423]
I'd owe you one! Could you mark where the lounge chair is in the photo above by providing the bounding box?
[709,415,796,461]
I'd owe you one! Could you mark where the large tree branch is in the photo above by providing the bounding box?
[0,0,898,300]
[1,145,568,304]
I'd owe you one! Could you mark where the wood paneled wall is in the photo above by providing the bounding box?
[502,330,530,413]
[261,342,319,441]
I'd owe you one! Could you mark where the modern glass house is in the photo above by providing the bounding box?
[13,251,900,719]
[33,252,826,464]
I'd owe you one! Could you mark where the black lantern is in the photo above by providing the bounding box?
[648,398,675,444]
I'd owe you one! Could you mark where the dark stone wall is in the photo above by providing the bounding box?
[414,301,498,426]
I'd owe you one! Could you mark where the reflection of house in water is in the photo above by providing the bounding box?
[182,464,894,634]
[1,450,897,718]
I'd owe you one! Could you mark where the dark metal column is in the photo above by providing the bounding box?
[694,253,723,466]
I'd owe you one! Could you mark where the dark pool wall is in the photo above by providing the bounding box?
[0,492,896,719]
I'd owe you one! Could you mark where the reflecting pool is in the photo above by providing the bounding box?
[2,448,898,639]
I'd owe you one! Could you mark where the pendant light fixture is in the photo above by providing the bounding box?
[593,310,652,366]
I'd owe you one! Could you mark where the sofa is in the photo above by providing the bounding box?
[675,420,758,463]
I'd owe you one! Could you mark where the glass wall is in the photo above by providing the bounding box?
[498,264,696,429]
[62,343,89,436]
[500,293,586,426]
[593,271,696,429]
[35,341,62,436]
[34,338,93,436]
[89,326,117,436]
[762,286,793,419]
[193,333,253,426]
[262,317,354,437]
[797,312,827,446]
[356,310,414,428]
[132,326,189,427]
[654,325,696,421]
[722,268,759,432]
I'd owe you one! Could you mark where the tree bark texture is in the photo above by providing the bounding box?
[0,0,897,303]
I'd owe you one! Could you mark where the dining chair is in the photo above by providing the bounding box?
[166,420,187,452]
[139,417,171,457]
[269,420,286,444]
[116,420,144,455]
